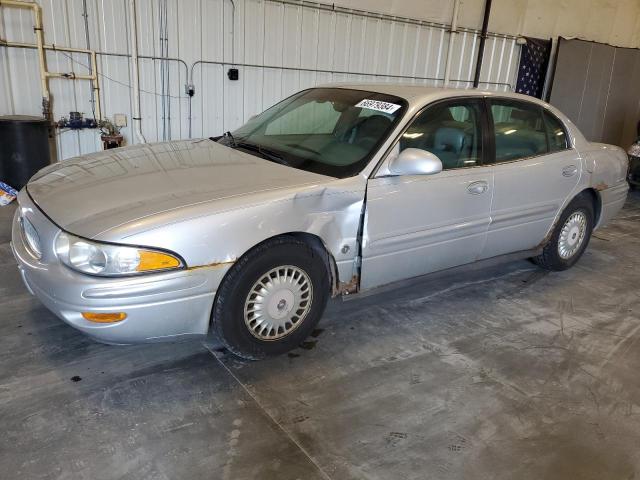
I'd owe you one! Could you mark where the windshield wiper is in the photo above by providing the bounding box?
[223,130,237,147]
[234,142,290,166]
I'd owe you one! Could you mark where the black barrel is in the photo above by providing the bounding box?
[0,115,51,190]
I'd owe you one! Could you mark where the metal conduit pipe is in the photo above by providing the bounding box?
[473,0,493,88]
[227,0,235,65]
[265,0,516,40]
[188,59,513,89]
[128,0,146,143]
[81,0,97,119]
[187,59,513,137]
[443,0,460,87]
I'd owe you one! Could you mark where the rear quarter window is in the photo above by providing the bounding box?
[543,110,570,152]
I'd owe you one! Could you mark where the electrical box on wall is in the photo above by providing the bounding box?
[227,68,239,81]
[113,114,127,128]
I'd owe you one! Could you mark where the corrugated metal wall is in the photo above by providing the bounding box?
[0,0,521,160]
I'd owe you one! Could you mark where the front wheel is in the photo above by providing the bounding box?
[212,236,330,360]
[532,194,594,271]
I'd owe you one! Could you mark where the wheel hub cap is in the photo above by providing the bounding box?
[269,290,294,319]
[558,211,587,260]
[244,265,313,341]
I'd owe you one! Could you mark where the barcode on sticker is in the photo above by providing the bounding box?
[355,99,401,114]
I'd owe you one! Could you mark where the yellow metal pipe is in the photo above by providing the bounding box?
[47,44,93,55]
[33,1,48,113]
[0,40,93,54]
[0,0,50,116]
[46,72,95,80]
[90,50,102,120]
[0,40,103,120]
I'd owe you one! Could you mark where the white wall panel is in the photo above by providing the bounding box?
[0,0,520,161]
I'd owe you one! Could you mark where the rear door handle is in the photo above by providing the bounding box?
[467,180,489,195]
[562,165,578,177]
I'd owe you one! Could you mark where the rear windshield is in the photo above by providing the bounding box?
[217,88,407,178]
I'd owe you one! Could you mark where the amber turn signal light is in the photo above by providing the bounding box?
[81,312,128,323]
[137,250,181,272]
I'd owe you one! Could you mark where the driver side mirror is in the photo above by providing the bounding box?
[388,148,443,176]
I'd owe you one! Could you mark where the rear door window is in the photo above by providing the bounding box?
[489,100,549,163]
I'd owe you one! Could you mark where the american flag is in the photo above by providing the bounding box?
[515,37,551,99]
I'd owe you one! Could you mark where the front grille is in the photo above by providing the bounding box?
[20,216,43,259]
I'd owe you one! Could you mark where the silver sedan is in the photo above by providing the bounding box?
[11,84,629,359]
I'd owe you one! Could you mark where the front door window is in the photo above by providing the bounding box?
[399,100,483,170]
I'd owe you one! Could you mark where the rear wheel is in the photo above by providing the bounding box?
[532,193,594,271]
[212,236,330,360]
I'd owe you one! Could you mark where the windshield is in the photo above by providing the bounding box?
[217,88,407,178]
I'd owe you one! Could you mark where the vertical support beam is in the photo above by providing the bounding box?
[128,0,146,143]
[443,0,460,87]
[473,0,493,88]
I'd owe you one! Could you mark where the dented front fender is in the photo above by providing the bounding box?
[109,175,367,291]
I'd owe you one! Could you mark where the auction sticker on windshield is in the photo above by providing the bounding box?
[355,99,402,114]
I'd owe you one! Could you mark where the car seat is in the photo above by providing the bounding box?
[353,115,392,149]
[430,127,471,169]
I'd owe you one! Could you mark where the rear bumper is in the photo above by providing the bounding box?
[596,181,629,229]
[11,191,231,344]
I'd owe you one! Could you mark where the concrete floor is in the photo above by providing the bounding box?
[1,191,639,480]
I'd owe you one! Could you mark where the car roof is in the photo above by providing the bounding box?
[316,82,549,108]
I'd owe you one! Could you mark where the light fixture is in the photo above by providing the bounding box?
[82,312,128,323]
[55,232,183,276]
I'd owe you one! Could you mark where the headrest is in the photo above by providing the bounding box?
[357,115,392,138]
[434,127,465,153]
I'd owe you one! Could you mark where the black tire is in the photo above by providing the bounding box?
[212,236,330,360]
[532,193,594,271]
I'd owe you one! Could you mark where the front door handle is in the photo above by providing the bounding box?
[562,165,578,177]
[467,180,489,195]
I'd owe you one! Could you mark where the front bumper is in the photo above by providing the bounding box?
[11,190,231,344]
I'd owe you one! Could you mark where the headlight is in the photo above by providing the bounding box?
[20,216,43,259]
[55,232,183,276]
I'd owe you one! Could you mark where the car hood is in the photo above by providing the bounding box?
[27,139,331,239]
